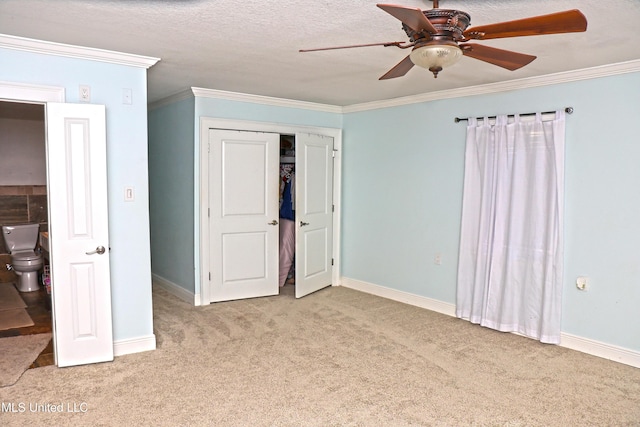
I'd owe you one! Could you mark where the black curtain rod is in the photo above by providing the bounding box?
[454,107,573,123]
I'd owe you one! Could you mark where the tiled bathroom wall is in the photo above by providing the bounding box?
[0,185,48,282]
[0,185,48,252]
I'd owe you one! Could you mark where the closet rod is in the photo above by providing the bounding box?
[454,107,573,123]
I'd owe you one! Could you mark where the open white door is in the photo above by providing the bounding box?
[295,133,334,298]
[209,129,280,302]
[46,102,113,367]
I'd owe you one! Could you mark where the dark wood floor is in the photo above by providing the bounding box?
[0,283,54,368]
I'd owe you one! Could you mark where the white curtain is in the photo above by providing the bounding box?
[456,111,565,344]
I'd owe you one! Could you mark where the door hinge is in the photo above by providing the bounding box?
[331,258,334,266]
[332,204,334,212]
[209,272,211,280]
[208,208,210,218]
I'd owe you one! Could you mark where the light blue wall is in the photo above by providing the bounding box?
[342,102,465,302]
[148,97,196,291]
[342,71,640,352]
[1,47,154,343]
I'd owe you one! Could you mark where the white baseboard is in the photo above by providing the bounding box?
[152,273,200,306]
[340,277,456,317]
[114,334,156,357]
[339,276,640,369]
[560,332,640,368]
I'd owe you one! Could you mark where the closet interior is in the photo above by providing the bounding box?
[279,135,295,288]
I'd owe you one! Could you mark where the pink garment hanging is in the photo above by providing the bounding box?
[279,219,295,286]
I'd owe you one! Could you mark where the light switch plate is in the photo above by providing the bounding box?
[124,186,135,202]
[123,88,132,105]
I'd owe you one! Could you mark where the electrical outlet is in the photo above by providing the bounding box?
[434,253,442,265]
[576,276,588,291]
[79,85,91,102]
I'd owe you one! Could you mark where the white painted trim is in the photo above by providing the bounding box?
[343,60,640,113]
[560,332,640,369]
[340,276,640,369]
[113,334,156,357]
[198,117,342,305]
[0,33,159,69]
[152,274,200,306]
[0,80,65,103]
[191,87,342,114]
[340,277,456,317]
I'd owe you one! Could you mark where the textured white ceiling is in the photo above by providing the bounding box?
[1,0,639,106]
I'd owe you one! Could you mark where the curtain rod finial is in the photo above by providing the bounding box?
[565,107,574,114]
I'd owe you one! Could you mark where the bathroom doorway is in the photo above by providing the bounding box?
[1,82,114,369]
[0,100,54,367]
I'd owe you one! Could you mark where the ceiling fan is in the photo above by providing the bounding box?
[300,1,587,79]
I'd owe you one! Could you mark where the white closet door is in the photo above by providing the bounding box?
[209,129,280,302]
[295,133,334,298]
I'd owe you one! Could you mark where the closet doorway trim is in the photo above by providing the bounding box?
[198,117,342,305]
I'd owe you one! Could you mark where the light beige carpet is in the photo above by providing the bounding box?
[0,282,33,331]
[1,285,639,426]
[0,333,51,387]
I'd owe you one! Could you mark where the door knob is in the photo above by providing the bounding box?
[300,221,309,227]
[86,246,106,255]
[268,220,279,225]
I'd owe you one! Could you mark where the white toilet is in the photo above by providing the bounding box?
[2,224,44,292]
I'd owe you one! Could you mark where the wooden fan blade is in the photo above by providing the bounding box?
[379,55,414,80]
[460,43,536,71]
[377,4,437,34]
[464,9,587,40]
[299,41,410,52]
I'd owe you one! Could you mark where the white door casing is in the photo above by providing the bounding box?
[46,102,114,367]
[199,118,342,306]
[209,129,280,302]
[295,133,334,298]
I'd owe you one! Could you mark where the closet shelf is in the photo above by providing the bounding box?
[280,156,295,164]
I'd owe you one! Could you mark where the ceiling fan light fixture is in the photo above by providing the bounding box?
[409,42,463,78]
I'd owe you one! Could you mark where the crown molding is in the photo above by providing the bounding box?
[152,60,640,112]
[190,87,342,114]
[342,59,640,113]
[0,34,159,69]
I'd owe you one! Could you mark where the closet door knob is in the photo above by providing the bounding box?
[268,220,279,225]
[300,221,309,227]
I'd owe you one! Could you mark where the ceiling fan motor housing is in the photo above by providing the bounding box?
[403,9,471,44]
